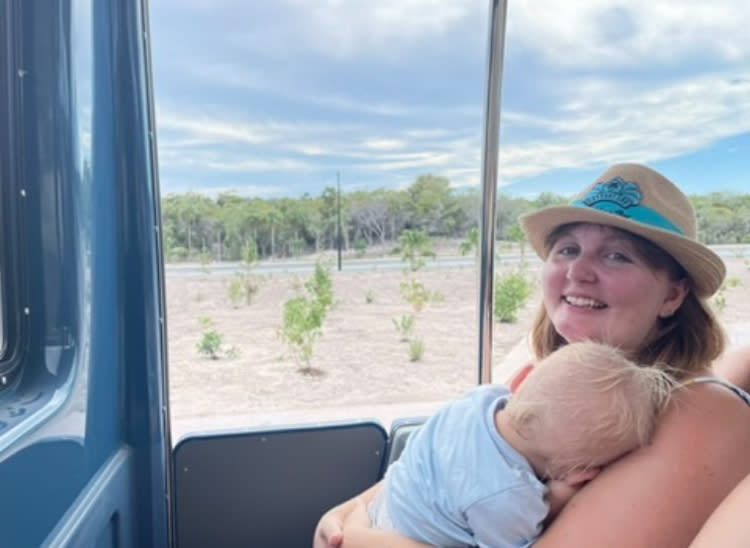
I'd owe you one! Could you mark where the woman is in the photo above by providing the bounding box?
[314,163,750,548]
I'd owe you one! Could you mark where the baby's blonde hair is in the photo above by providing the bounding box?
[504,341,675,478]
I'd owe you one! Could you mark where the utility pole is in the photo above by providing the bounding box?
[336,171,342,271]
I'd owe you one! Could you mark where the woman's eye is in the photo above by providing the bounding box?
[605,251,631,262]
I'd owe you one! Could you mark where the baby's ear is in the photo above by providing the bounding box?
[565,467,601,488]
[509,364,535,393]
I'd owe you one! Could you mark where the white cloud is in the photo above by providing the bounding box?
[498,70,750,178]
[508,0,750,69]
[151,0,750,196]
[277,0,481,58]
[362,138,407,151]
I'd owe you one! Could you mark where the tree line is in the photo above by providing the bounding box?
[161,174,750,262]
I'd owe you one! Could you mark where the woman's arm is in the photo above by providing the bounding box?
[714,345,750,392]
[532,382,750,548]
[688,472,750,547]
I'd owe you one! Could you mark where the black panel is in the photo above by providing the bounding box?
[173,422,388,548]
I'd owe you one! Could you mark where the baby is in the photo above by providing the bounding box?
[343,341,676,548]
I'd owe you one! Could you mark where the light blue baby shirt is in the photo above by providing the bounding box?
[383,384,548,548]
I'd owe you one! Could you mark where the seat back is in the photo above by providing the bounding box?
[173,421,387,548]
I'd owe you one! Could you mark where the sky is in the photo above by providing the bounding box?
[148,0,750,199]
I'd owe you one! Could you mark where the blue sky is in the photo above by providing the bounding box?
[149,0,750,199]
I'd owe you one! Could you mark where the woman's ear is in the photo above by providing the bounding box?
[509,364,535,393]
[659,278,689,318]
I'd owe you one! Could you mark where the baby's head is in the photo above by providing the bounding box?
[504,341,675,480]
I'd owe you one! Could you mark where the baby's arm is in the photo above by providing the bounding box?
[331,490,434,548]
[340,500,433,548]
[340,527,433,548]
[313,482,383,548]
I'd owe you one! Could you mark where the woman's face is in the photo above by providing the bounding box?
[541,224,688,355]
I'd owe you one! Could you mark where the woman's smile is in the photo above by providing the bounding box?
[562,295,607,309]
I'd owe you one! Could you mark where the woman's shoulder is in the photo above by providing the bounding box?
[680,375,750,406]
[661,374,750,456]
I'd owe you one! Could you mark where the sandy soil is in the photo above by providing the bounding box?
[166,254,750,439]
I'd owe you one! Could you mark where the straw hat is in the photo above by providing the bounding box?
[520,163,725,297]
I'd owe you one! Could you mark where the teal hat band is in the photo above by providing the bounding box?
[570,177,685,236]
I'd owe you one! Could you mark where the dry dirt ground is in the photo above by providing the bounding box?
[166,254,750,440]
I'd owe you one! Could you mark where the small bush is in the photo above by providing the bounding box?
[400,279,431,312]
[228,278,245,308]
[228,241,262,306]
[306,262,334,310]
[196,317,223,359]
[494,271,533,323]
[409,339,425,361]
[399,229,435,271]
[280,296,326,366]
[393,314,416,342]
[365,290,376,304]
[459,227,478,256]
[279,261,335,373]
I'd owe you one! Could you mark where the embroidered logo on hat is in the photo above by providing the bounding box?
[570,177,684,236]
[581,177,642,211]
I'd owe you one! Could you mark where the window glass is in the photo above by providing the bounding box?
[0,0,93,446]
[153,2,495,440]
[0,2,18,387]
[152,2,750,441]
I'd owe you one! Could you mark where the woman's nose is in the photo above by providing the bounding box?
[566,256,597,282]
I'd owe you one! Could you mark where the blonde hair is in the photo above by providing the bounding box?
[530,224,725,378]
[505,341,675,478]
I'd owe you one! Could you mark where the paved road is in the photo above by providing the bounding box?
[165,244,750,278]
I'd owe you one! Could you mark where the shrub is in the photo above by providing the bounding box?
[494,270,533,323]
[409,339,425,361]
[228,278,245,308]
[279,261,334,373]
[392,314,416,342]
[229,241,262,306]
[400,279,431,313]
[306,262,333,310]
[280,296,326,367]
[459,227,478,256]
[196,317,223,359]
[399,229,435,271]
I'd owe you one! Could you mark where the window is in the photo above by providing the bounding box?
[0,0,92,446]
